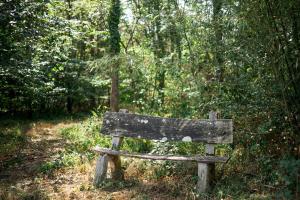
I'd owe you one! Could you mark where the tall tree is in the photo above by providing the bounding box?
[108,0,121,112]
[66,0,74,113]
[153,1,166,107]
[212,0,224,82]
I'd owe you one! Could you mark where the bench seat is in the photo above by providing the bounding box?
[93,110,233,193]
[93,146,228,163]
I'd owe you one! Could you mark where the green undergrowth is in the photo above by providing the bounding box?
[39,115,106,174]
[40,113,233,175]
[0,120,29,160]
[36,113,290,199]
[1,114,296,199]
[37,113,232,179]
[0,112,91,162]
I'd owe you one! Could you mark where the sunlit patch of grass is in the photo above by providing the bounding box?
[39,151,82,174]
[39,116,111,174]
[60,117,111,152]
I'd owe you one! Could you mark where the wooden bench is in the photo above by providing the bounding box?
[93,109,233,192]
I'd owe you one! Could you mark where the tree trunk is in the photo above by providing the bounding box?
[110,64,119,112]
[212,0,224,82]
[108,0,121,112]
[153,1,166,106]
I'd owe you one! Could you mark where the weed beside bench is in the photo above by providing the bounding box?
[93,110,233,192]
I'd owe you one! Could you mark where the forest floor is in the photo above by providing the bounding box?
[0,116,201,200]
[0,115,274,200]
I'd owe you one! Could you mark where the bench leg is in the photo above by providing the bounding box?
[109,155,124,180]
[94,154,108,187]
[110,136,124,180]
[197,163,215,193]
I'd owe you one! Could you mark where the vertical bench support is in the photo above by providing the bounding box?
[109,136,124,180]
[94,110,127,187]
[197,111,217,192]
[94,136,124,187]
[94,154,109,187]
[109,109,127,180]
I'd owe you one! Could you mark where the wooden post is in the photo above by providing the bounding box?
[94,109,127,186]
[93,137,123,187]
[109,109,127,180]
[109,136,123,180]
[197,111,217,193]
[94,154,109,187]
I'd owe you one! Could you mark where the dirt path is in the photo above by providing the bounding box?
[0,121,118,200]
[0,121,89,199]
[0,121,186,200]
[1,122,68,178]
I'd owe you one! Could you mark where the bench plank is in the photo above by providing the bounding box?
[94,154,108,187]
[93,147,228,163]
[101,112,233,143]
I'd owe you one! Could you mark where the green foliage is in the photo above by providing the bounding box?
[0,0,48,114]
[108,0,121,54]
[0,0,110,114]
[277,157,300,199]
[39,115,108,174]
[122,138,153,153]
[39,151,81,174]
[1,0,299,198]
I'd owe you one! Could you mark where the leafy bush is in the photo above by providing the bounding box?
[276,157,300,199]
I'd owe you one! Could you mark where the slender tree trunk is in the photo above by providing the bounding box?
[212,0,224,82]
[110,63,119,112]
[108,0,121,112]
[153,1,166,106]
[66,0,73,113]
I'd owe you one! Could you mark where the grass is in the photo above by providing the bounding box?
[0,120,30,172]
[0,120,28,155]
[0,112,90,159]
[39,114,107,174]
[0,188,49,200]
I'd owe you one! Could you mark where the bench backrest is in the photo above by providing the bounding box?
[101,111,233,144]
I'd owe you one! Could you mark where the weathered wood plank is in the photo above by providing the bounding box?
[206,112,217,155]
[101,112,233,143]
[204,143,216,191]
[93,147,228,163]
[197,162,215,192]
[198,111,217,192]
[197,163,208,192]
[94,154,108,187]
